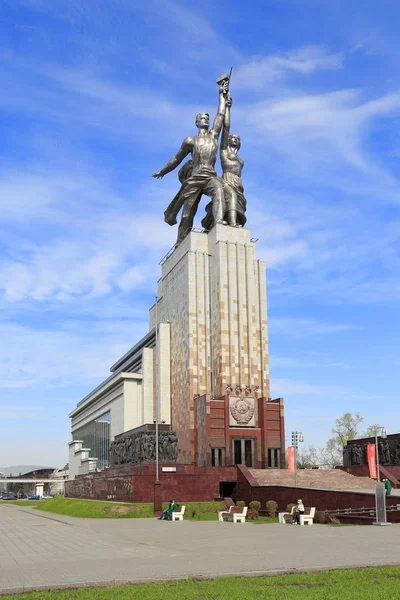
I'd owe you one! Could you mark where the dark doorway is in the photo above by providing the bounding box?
[211,448,225,466]
[232,438,255,467]
[267,448,281,468]
[219,481,236,498]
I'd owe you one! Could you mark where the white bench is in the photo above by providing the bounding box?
[279,505,296,524]
[218,506,234,521]
[300,507,316,525]
[171,505,185,521]
[279,506,316,525]
[221,506,248,523]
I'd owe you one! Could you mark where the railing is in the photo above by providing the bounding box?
[325,504,400,517]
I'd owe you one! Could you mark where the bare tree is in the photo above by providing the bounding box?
[296,445,319,469]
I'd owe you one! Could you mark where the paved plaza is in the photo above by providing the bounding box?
[1,503,400,595]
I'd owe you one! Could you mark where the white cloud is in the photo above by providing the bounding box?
[0,319,149,391]
[270,317,354,337]
[235,46,342,87]
[271,378,334,395]
[239,90,400,177]
[0,168,178,302]
[262,240,309,268]
[271,356,318,368]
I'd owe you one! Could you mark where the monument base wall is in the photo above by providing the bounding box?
[235,465,400,521]
[339,464,400,487]
[65,464,238,503]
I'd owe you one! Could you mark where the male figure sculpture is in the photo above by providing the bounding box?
[152,78,229,246]
[202,96,247,230]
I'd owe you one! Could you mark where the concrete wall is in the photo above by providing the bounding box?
[69,374,145,478]
[71,378,126,439]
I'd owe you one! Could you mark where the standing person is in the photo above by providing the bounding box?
[152,76,230,247]
[158,500,178,520]
[383,478,392,497]
[292,499,305,525]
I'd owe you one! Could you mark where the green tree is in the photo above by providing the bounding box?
[363,424,385,438]
[321,412,364,467]
[332,412,364,445]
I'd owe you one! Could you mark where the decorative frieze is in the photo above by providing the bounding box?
[110,430,178,467]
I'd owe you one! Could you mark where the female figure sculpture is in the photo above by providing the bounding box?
[220,96,247,227]
[201,96,247,230]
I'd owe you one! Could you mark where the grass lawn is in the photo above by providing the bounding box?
[2,567,400,599]
[4,497,283,522]
[3,497,229,520]
[2,499,350,526]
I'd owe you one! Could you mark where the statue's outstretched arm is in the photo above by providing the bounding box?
[152,138,193,178]
[221,98,231,151]
[212,82,228,137]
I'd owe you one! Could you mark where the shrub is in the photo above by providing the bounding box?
[314,510,326,524]
[249,500,261,517]
[286,503,297,514]
[265,500,278,517]
[248,509,258,520]
[236,500,245,507]
[314,510,339,524]
[329,516,341,525]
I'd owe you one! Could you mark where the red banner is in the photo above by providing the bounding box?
[288,446,295,473]
[367,443,377,479]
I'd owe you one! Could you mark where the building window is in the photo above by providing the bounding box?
[268,448,281,468]
[232,439,255,467]
[73,411,111,469]
[211,448,225,467]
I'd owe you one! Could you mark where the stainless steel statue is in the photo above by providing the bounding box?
[152,72,246,246]
[202,95,247,230]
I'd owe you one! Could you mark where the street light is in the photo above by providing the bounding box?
[375,427,386,483]
[155,296,160,483]
[153,296,162,517]
[373,427,391,527]
[291,431,304,488]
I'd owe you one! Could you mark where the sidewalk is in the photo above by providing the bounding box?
[1,504,399,595]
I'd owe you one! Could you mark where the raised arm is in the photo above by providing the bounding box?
[220,96,232,151]
[152,137,193,178]
[212,81,228,137]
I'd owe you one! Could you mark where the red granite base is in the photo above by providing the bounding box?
[65,464,238,503]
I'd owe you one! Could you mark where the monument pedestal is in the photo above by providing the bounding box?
[150,224,284,467]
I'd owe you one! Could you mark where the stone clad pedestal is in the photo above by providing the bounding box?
[67,222,285,484]
[149,224,272,465]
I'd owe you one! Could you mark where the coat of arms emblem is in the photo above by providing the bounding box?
[230,397,255,425]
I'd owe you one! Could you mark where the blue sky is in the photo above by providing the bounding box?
[1,0,399,468]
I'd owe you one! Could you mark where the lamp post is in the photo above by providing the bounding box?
[291,431,304,488]
[153,296,162,517]
[373,427,391,526]
[155,296,159,483]
[375,427,386,483]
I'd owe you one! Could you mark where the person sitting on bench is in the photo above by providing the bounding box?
[158,500,178,520]
[292,499,305,525]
